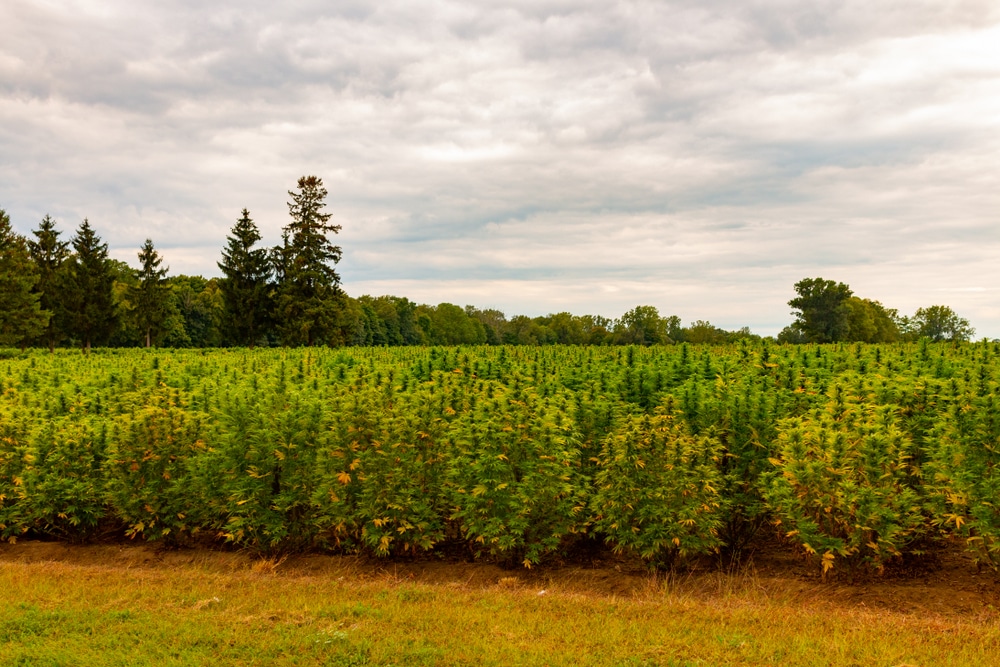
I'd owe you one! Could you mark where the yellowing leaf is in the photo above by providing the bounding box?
[821,552,835,575]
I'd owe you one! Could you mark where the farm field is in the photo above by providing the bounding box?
[5,342,1000,664]
[3,341,1000,574]
[2,539,1000,666]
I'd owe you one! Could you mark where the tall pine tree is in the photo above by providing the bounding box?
[274,176,343,346]
[218,209,273,347]
[131,238,170,348]
[0,209,48,349]
[28,214,70,352]
[65,219,119,352]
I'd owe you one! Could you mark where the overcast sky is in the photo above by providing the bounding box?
[2,0,999,336]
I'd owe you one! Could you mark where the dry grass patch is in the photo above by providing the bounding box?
[2,542,1000,666]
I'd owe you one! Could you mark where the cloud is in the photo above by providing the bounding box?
[1,0,999,335]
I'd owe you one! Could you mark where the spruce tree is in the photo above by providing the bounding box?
[0,209,48,348]
[218,209,273,347]
[28,214,70,351]
[131,238,170,348]
[274,176,343,346]
[65,219,119,352]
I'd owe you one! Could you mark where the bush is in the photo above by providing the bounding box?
[15,418,107,540]
[105,404,206,543]
[448,390,588,566]
[927,394,1000,568]
[761,399,927,574]
[197,390,324,554]
[319,387,449,557]
[0,413,31,540]
[590,410,726,568]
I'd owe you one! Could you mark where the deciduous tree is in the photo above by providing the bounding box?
[165,275,223,348]
[912,305,974,342]
[787,278,853,343]
[684,320,727,344]
[614,306,674,345]
[844,297,901,343]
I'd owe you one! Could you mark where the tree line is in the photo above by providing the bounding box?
[0,178,979,351]
[779,277,975,344]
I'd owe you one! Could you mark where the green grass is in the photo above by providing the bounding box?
[2,547,999,666]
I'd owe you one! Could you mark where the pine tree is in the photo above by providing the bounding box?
[218,209,273,347]
[131,238,170,348]
[28,214,70,352]
[0,209,48,348]
[65,219,119,352]
[274,176,343,346]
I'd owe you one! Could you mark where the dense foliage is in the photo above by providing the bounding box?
[780,277,973,344]
[2,198,975,351]
[2,341,999,574]
[0,210,47,348]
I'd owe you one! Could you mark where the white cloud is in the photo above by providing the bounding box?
[1,0,999,336]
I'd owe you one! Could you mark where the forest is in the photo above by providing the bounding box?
[0,177,978,352]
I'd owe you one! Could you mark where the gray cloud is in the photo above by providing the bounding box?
[2,0,999,335]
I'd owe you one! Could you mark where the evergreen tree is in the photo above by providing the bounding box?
[64,219,119,352]
[218,209,273,347]
[0,209,48,348]
[28,214,70,351]
[130,238,171,348]
[274,176,343,346]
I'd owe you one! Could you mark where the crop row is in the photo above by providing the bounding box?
[1,341,999,573]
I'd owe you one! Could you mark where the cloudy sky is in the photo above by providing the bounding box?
[2,0,999,336]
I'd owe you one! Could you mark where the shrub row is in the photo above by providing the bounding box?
[0,384,728,567]
[3,342,1000,573]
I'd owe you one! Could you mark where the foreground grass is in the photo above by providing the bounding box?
[2,548,999,666]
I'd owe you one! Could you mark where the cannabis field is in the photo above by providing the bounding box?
[2,341,1000,575]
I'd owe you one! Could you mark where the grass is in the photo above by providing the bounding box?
[1,545,999,666]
